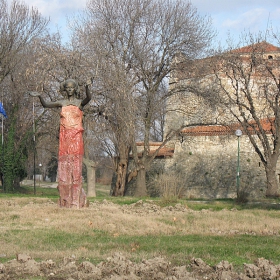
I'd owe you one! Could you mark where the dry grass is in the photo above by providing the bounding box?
[0,197,280,266]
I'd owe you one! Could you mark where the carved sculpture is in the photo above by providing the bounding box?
[30,79,92,208]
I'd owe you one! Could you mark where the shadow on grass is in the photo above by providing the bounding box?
[1,185,280,210]
[0,185,59,198]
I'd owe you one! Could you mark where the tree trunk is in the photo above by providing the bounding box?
[13,177,21,190]
[83,158,96,197]
[112,140,130,196]
[134,168,147,197]
[265,166,280,197]
[112,158,127,196]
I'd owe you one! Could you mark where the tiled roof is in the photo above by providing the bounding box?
[181,118,275,136]
[232,41,280,54]
[134,142,174,158]
[136,142,163,146]
[181,125,234,136]
[170,41,280,83]
[135,120,274,159]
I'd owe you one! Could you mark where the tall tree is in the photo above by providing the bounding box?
[212,36,280,197]
[0,0,48,191]
[25,34,99,195]
[0,0,48,84]
[72,0,214,196]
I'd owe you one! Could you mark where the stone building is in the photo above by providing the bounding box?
[150,42,280,199]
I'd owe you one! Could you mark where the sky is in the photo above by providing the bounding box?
[6,0,280,46]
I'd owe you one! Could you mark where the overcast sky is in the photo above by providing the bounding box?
[7,0,280,46]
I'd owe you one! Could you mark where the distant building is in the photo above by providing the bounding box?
[134,42,280,199]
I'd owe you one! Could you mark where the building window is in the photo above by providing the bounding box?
[268,55,273,59]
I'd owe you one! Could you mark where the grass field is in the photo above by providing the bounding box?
[1,183,280,272]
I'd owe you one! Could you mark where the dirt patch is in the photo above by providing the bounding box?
[0,253,279,279]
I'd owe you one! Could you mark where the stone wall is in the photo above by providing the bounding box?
[164,135,270,199]
[125,133,280,199]
[162,94,270,198]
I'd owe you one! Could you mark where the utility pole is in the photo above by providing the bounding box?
[235,129,242,196]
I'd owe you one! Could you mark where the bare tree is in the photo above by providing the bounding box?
[24,34,102,195]
[0,0,48,84]
[82,105,112,197]
[71,0,214,196]
[0,0,49,191]
[212,36,280,197]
